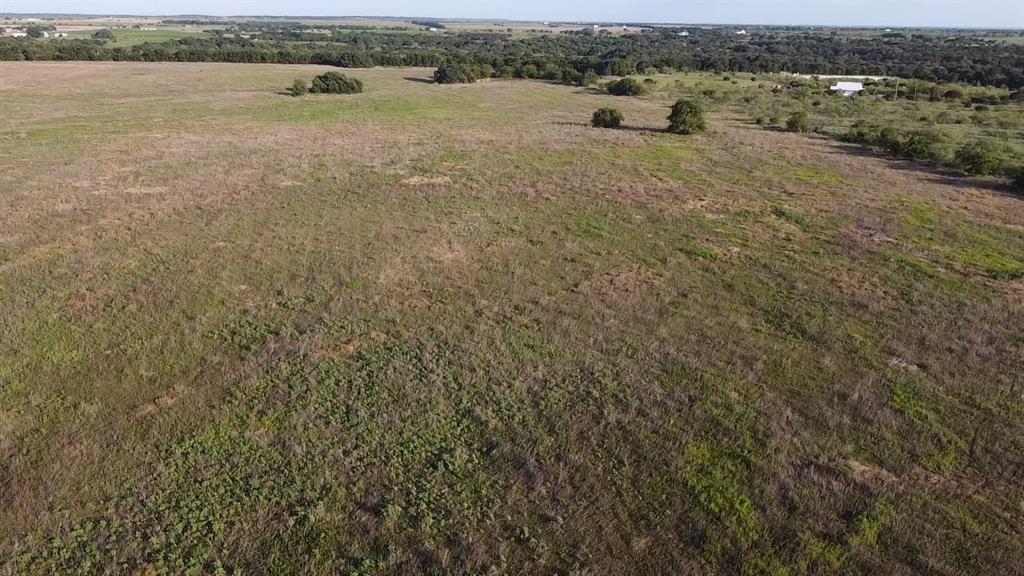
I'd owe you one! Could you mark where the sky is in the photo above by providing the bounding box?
[3,1,1022,29]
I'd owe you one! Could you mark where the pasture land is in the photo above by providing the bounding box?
[1,62,1023,575]
[64,27,212,46]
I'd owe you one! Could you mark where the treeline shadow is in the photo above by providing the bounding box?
[825,142,1021,198]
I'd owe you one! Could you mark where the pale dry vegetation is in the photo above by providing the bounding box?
[1,62,1022,575]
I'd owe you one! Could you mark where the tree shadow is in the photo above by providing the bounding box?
[572,86,609,96]
[403,76,435,84]
[825,142,1021,198]
[556,121,667,134]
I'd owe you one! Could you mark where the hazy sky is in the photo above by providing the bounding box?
[4,1,1023,28]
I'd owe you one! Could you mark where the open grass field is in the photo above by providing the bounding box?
[1,62,1023,575]
[63,28,212,46]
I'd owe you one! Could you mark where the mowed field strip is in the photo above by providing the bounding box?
[1,62,1023,574]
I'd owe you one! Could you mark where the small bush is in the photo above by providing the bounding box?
[888,129,947,162]
[607,78,646,96]
[954,140,1004,176]
[785,110,811,133]
[667,99,706,134]
[1011,167,1024,191]
[309,72,363,94]
[591,108,624,129]
[92,29,115,40]
[844,120,883,145]
[287,79,308,97]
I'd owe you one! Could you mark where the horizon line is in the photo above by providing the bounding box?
[2,13,1022,31]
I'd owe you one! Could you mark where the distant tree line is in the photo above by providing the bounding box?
[1,26,1022,88]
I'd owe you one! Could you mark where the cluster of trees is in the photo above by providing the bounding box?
[288,72,363,95]
[2,26,1022,88]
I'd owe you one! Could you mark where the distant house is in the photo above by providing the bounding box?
[677,31,690,37]
[830,81,864,96]
[735,29,747,35]
[1,28,27,37]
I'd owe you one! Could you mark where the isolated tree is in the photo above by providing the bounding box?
[666,99,706,134]
[607,77,645,96]
[92,29,115,40]
[785,110,811,133]
[309,72,363,94]
[287,78,308,97]
[591,108,624,129]
[433,64,477,84]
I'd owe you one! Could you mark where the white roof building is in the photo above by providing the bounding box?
[830,81,864,96]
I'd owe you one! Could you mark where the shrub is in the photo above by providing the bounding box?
[287,79,308,97]
[309,72,363,94]
[954,140,1004,176]
[667,99,706,134]
[591,108,624,129]
[785,110,811,133]
[896,129,947,162]
[434,64,489,84]
[1011,167,1024,191]
[607,77,646,96]
[844,120,883,145]
[582,71,599,87]
[92,29,115,40]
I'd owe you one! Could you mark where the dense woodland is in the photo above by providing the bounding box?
[2,25,1023,88]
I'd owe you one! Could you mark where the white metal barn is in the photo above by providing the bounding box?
[830,81,864,96]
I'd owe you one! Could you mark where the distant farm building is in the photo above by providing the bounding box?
[678,31,690,36]
[735,29,747,35]
[830,81,864,96]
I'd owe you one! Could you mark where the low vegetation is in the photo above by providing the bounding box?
[667,98,707,134]
[591,107,624,128]
[1,56,1022,575]
[287,78,308,97]
[785,109,811,133]
[607,77,646,96]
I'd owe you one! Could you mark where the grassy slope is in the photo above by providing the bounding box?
[1,63,1022,575]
